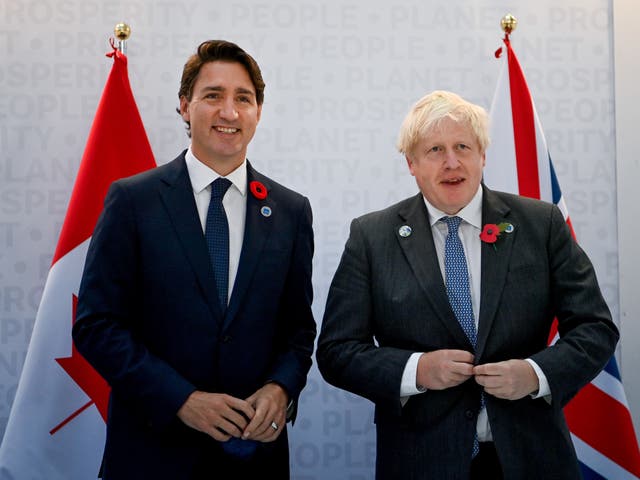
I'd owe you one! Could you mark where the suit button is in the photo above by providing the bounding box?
[465,410,474,419]
[222,335,232,343]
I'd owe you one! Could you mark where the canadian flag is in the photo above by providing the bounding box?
[0,44,156,478]
[484,33,640,480]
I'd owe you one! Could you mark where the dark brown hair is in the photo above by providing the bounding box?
[177,40,265,135]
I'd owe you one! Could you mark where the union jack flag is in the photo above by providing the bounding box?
[483,33,640,480]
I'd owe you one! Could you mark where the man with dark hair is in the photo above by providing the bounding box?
[73,40,316,479]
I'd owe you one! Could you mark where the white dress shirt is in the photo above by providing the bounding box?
[185,147,247,304]
[400,185,550,441]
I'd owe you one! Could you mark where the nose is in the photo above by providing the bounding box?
[219,99,238,120]
[443,149,461,169]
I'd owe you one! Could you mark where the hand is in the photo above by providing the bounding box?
[242,382,288,442]
[474,359,539,400]
[416,349,475,390]
[177,391,255,442]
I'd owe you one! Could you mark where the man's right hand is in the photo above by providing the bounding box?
[416,349,475,390]
[177,391,256,442]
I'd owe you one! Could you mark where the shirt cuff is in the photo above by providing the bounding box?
[400,352,426,399]
[525,358,551,398]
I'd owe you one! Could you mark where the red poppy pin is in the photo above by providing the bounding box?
[249,181,267,200]
[480,222,514,248]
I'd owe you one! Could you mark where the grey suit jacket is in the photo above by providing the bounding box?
[317,185,618,480]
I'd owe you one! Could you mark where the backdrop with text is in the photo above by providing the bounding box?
[0,1,628,478]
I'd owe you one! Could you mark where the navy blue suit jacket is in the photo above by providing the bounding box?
[74,152,316,478]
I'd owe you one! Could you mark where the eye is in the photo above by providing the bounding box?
[204,93,220,100]
[456,143,469,150]
[237,95,252,104]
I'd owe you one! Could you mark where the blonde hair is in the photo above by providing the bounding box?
[396,90,490,155]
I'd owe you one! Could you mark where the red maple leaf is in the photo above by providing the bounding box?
[51,294,110,434]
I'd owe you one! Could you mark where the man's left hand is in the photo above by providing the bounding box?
[241,382,288,442]
[473,360,539,400]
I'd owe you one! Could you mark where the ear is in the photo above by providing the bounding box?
[406,155,416,176]
[179,96,190,122]
[256,103,263,123]
[481,152,486,168]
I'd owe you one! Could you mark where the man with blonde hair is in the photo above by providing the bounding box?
[317,90,617,479]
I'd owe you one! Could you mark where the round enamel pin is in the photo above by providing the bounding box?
[398,225,412,237]
[260,206,272,217]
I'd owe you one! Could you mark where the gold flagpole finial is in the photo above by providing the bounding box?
[500,14,517,35]
[114,23,131,54]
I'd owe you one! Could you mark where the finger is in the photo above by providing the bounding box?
[473,364,488,375]
[451,361,475,376]
[208,426,232,442]
[253,418,283,442]
[266,420,282,440]
[222,410,250,436]
[247,403,285,441]
[251,408,284,438]
[243,404,270,438]
[262,418,280,435]
[474,361,506,376]
[484,386,513,400]
[246,390,286,436]
[475,370,503,385]
[227,397,256,420]
[214,418,242,438]
[474,374,487,387]
[437,373,470,390]
[448,349,476,363]
[482,387,501,399]
[245,391,258,406]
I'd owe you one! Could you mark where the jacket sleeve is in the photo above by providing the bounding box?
[529,205,619,407]
[73,181,196,430]
[316,217,413,415]
[264,196,317,408]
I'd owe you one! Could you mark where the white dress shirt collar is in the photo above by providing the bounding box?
[185,147,248,197]
[422,184,483,229]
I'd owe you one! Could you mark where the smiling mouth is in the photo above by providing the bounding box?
[442,177,464,185]
[214,126,239,134]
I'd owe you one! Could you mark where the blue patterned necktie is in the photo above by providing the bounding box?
[442,216,481,458]
[205,178,258,459]
[206,178,232,312]
[443,216,477,346]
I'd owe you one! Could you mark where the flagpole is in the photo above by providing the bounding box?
[488,14,640,477]
[114,22,131,55]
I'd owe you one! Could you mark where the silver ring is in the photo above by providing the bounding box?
[270,421,279,431]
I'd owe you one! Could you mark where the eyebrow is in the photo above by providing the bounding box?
[201,86,256,97]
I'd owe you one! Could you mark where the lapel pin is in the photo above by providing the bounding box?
[504,223,514,233]
[260,206,272,217]
[250,180,268,200]
[398,225,412,237]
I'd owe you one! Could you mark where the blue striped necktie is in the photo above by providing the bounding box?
[442,216,481,458]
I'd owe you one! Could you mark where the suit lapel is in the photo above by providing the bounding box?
[476,186,516,358]
[223,163,275,331]
[396,194,472,348]
[158,154,224,321]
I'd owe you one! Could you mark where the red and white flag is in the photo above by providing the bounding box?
[0,43,156,479]
[484,33,640,480]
